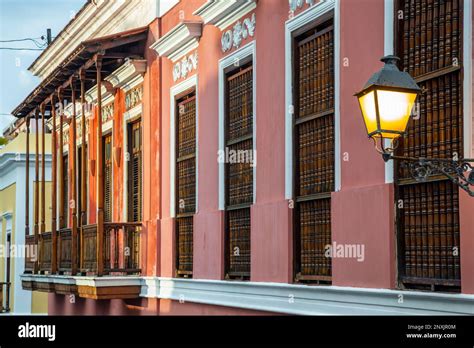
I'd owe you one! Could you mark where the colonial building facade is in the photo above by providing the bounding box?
[0,121,49,314]
[13,0,474,315]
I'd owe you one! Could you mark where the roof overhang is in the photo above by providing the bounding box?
[12,27,148,118]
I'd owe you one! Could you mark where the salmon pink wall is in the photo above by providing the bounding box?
[159,0,208,279]
[158,299,272,315]
[331,0,395,288]
[193,23,225,280]
[142,18,161,277]
[332,184,396,288]
[251,0,292,283]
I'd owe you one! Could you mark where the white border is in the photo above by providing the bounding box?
[169,75,199,218]
[20,273,474,315]
[284,0,338,199]
[218,41,257,210]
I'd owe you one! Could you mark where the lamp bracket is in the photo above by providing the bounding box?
[386,154,474,197]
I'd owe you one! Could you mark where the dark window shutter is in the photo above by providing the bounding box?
[103,134,113,223]
[225,64,253,280]
[293,20,335,283]
[62,154,69,228]
[395,0,462,291]
[128,120,142,223]
[175,93,196,277]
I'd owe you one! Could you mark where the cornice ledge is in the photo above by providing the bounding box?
[194,0,257,30]
[150,21,202,63]
[105,59,147,89]
[85,84,112,104]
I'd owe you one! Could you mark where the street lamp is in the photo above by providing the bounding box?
[356,55,474,196]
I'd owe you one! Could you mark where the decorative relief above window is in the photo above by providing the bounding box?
[289,0,316,12]
[173,52,198,82]
[221,13,256,53]
[77,120,90,140]
[125,84,143,111]
[102,103,114,124]
[62,129,69,146]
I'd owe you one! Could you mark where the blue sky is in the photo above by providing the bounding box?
[0,0,86,133]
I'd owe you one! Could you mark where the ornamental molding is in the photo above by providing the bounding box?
[150,21,203,63]
[85,84,113,105]
[125,84,144,111]
[173,52,198,82]
[101,102,115,124]
[221,13,256,53]
[105,59,147,89]
[194,0,257,30]
[289,0,316,13]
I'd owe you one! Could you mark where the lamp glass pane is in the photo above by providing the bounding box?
[358,91,378,135]
[377,90,417,134]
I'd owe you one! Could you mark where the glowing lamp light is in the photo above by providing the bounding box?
[355,55,421,140]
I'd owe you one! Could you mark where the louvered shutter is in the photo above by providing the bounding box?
[294,20,335,283]
[225,64,253,279]
[395,0,462,291]
[175,94,196,277]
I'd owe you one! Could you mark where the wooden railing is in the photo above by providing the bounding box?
[104,222,141,275]
[39,232,52,273]
[24,222,141,276]
[80,224,98,274]
[0,282,11,313]
[24,235,36,273]
[57,228,73,273]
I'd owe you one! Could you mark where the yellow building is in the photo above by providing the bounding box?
[0,131,50,314]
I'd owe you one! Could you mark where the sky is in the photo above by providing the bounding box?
[0,0,86,133]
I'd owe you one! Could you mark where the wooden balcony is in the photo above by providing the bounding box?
[22,222,142,300]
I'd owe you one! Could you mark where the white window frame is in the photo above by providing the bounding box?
[170,75,199,218]
[218,41,257,210]
[284,0,339,199]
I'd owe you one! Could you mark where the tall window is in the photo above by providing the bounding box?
[175,92,196,277]
[395,0,462,292]
[128,120,142,223]
[62,154,69,228]
[103,134,113,223]
[77,144,88,224]
[225,63,253,280]
[293,19,334,283]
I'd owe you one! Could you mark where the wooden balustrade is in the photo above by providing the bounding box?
[80,224,98,274]
[57,228,73,273]
[24,222,141,276]
[24,235,36,273]
[39,232,52,273]
[104,222,141,275]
